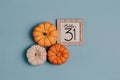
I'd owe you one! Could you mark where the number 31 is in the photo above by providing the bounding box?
[64,28,76,41]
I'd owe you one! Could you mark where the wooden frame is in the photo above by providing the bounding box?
[57,19,84,45]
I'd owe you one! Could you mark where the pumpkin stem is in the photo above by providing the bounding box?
[35,52,40,57]
[56,53,60,56]
[43,32,48,36]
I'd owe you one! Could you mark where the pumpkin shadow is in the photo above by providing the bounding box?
[29,21,45,43]
[46,59,53,65]
[44,47,51,65]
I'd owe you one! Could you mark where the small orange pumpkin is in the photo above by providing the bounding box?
[33,22,58,47]
[48,44,70,65]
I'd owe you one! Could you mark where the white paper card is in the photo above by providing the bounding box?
[57,19,84,45]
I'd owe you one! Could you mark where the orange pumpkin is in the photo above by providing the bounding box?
[48,44,70,65]
[33,22,58,47]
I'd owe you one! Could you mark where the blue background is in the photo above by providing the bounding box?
[0,0,120,80]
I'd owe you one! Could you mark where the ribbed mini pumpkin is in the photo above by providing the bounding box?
[33,22,58,47]
[26,45,47,66]
[48,44,70,65]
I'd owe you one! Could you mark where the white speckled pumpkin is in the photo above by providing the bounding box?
[26,45,47,66]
